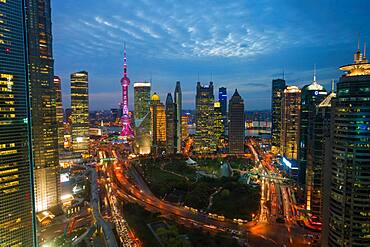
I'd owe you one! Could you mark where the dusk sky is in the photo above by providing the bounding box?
[53,0,370,111]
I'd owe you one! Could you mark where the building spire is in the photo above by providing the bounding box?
[313,64,317,84]
[124,42,127,78]
[357,33,361,51]
[331,79,335,93]
[364,40,367,62]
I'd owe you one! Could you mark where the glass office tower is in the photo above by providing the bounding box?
[26,0,60,212]
[71,71,89,155]
[228,89,245,154]
[328,45,370,247]
[0,0,36,245]
[271,79,286,151]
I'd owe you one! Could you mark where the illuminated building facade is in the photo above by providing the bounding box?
[174,81,182,152]
[195,81,216,153]
[26,0,60,212]
[218,87,227,133]
[181,116,189,141]
[280,86,301,160]
[328,44,370,247]
[213,101,224,150]
[0,0,36,245]
[150,93,166,154]
[71,71,89,155]
[54,76,64,152]
[165,93,176,154]
[271,79,286,150]
[306,89,335,223]
[228,89,245,154]
[299,71,327,186]
[133,82,151,154]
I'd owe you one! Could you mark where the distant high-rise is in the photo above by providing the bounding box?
[195,81,216,153]
[327,43,370,247]
[133,82,151,154]
[150,93,166,154]
[71,71,89,155]
[26,0,60,212]
[54,76,64,152]
[228,89,245,154]
[165,93,176,154]
[299,70,327,186]
[214,101,224,150]
[271,79,286,150]
[0,1,36,245]
[181,116,189,142]
[305,88,335,232]
[174,81,182,152]
[218,87,227,133]
[280,86,301,160]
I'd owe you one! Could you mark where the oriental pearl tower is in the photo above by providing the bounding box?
[120,43,134,141]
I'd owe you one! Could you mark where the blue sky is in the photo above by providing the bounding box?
[52,0,370,110]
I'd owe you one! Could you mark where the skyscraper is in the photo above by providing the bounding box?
[328,43,370,247]
[305,85,335,216]
[133,82,151,154]
[54,76,64,153]
[26,0,60,212]
[195,81,216,154]
[150,93,166,154]
[165,93,176,154]
[174,81,182,152]
[298,70,327,186]
[181,115,189,142]
[280,86,301,160]
[218,87,227,133]
[228,89,245,154]
[271,79,286,151]
[0,1,36,245]
[71,71,89,155]
[214,101,224,150]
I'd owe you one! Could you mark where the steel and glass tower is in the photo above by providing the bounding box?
[133,82,151,154]
[271,79,286,150]
[280,86,301,160]
[0,0,36,245]
[328,42,370,247]
[120,44,134,140]
[299,69,327,186]
[150,93,166,154]
[218,87,227,133]
[26,0,60,212]
[228,89,245,154]
[214,101,224,150]
[71,71,89,155]
[54,76,64,153]
[165,93,176,154]
[174,81,182,152]
[195,81,216,153]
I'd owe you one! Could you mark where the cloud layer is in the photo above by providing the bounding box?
[52,0,370,110]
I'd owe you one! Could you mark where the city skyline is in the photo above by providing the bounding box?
[53,0,370,110]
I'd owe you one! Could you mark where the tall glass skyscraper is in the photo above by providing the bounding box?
[195,81,216,154]
[328,44,370,247]
[26,0,60,212]
[218,87,227,134]
[299,73,327,186]
[150,93,166,154]
[0,0,36,245]
[174,81,182,153]
[280,86,301,160]
[54,76,64,153]
[133,82,151,154]
[165,93,175,154]
[228,89,245,154]
[271,79,286,151]
[71,71,89,155]
[213,101,224,150]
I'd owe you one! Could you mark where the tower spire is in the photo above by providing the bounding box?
[331,79,335,93]
[357,33,361,51]
[364,40,367,62]
[124,42,127,78]
[313,64,317,83]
